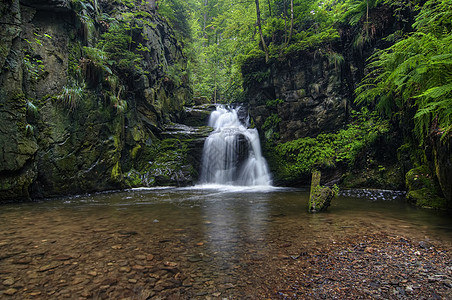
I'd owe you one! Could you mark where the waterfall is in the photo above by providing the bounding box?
[199,105,272,186]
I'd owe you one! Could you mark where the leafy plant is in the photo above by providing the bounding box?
[355,0,452,143]
[273,109,389,180]
[98,22,143,73]
[58,80,86,111]
[26,101,39,118]
[23,54,45,82]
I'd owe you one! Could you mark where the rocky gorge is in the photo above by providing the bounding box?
[0,0,450,211]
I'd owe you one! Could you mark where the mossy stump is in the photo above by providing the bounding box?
[309,170,337,213]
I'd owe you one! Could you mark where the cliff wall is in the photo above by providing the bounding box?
[0,0,201,201]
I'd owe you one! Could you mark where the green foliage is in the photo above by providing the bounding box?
[158,0,192,41]
[284,28,340,54]
[80,46,112,85]
[57,80,86,111]
[266,98,284,107]
[26,101,39,118]
[262,113,281,141]
[273,109,389,180]
[355,0,452,144]
[25,124,34,136]
[83,46,112,75]
[98,23,142,73]
[23,54,45,82]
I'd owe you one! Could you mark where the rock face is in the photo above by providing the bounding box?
[242,53,346,142]
[0,0,205,201]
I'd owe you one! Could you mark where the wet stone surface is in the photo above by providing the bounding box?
[0,188,451,299]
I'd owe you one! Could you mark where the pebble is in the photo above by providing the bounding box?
[3,288,17,295]
[2,278,14,286]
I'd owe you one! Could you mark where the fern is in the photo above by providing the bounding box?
[355,0,452,144]
[58,80,86,111]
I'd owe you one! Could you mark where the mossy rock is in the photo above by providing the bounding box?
[309,170,338,213]
[407,188,447,209]
[405,165,446,209]
[309,186,336,213]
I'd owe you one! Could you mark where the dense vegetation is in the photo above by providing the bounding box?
[70,0,449,151]
[161,0,450,143]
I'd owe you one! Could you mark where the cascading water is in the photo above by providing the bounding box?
[199,105,272,186]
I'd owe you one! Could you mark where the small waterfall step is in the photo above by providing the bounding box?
[199,105,272,186]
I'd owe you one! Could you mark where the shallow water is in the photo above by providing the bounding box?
[0,187,451,298]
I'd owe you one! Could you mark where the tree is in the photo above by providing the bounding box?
[280,0,294,52]
[255,0,269,61]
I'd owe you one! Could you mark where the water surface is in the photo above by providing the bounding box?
[0,187,451,298]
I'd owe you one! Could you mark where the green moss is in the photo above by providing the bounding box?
[308,170,339,213]
[111,161,122,181]
[131,144,142,159]
[124,169,143,187]
[405,165,446,209]
[407,188,447,209]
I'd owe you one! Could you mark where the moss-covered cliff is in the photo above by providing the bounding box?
[0,0,204,201]
[241,3,451,209]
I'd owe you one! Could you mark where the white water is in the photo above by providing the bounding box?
[199,106,272,187]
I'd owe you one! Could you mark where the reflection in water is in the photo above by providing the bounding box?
[201,189,271,270]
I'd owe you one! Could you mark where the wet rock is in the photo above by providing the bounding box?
[38,261,62,272]
[12,257,32,264]
[419,241,432,249]
[3,288,17,295]
[119,266,131,273]
[2,278,15,286]
[132,265,146,271]
[54,255,72,261]
[146,254,154,261]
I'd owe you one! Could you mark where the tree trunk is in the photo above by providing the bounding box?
[267,0,272,17]
[203,0,209,46]
[255,0,269,62]
[287,0,294,44]
[280,0,294,54]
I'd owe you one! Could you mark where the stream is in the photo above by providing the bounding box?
[0,187,451,298]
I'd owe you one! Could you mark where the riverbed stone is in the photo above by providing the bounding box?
[2,278,15,286]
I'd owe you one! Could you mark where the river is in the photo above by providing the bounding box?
[0,187,451,298]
